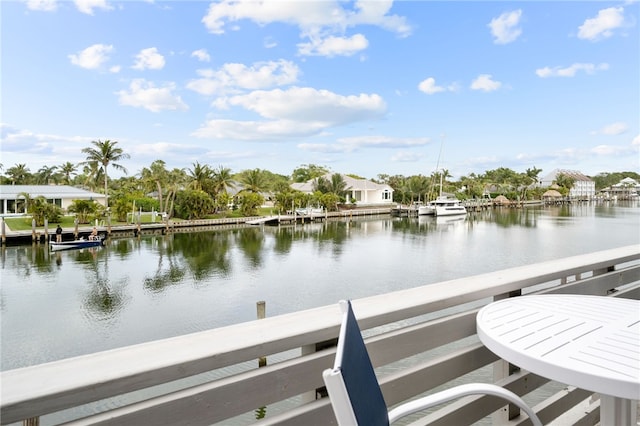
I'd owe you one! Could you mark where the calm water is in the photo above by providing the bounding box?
[2,202,639,372]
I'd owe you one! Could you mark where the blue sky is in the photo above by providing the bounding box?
[2,0,639,181]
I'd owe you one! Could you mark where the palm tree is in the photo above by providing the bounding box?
[240,169,268,193]
[36,165,59,185]
[59,162,78,185]
[80,161,104,192]
[163,168,187,217]
[6,163,31,185]
[141,160,169,210]
[211,165,236,195]
[328,174,349,198]
[81,139,130,207]
[554,173,575,197]
[187,161,213,192]
[521,167,542,200]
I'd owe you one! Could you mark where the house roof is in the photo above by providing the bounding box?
[614,177,639,187]
[291,174,393,193]
[543,189,562,198]
[494,195,510,204]
[541,169,593,183]
[0,185,105,199]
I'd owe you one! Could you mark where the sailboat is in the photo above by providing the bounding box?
[417,135,466,217]
[418,173,467,216]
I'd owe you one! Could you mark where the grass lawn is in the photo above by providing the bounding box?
[3,207,276,231]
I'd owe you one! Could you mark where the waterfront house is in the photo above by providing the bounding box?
[0,185,106,215]
[291,174,394,207]
[539,169,595,200]
[599,177,640,200]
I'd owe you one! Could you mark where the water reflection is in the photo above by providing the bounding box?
[79,247,128,322]
[1,203,638,372]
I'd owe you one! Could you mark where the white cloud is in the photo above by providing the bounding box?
[601,122,628,135]
[536,63,609,78]
[187,60,300,96]
[338,135,429,149]
[203,0,410,35]
[591,145,627,155]
[201,0,410,57]
[74,0,112,15]
[488,10,522,44]
[130,142,207,157]
[192,119,325,140]
[193,86,386,140]
[470,74,502,92]
[191,49,211,62]
[132,48,165,70]
[0,125,91,161]
[25,0,57,12]
[68,44,114,70]
[390,151,424,162]
[578,7,625,41]
[297,136,428,155]
[298,34,369,57]
[223,87,385,123]
[418,77,446,95]
[264,36,277,49]
[633,134,640,146]
[298,143,349,154]
[116,79,188,112]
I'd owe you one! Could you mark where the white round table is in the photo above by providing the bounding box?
[477,294,640,425]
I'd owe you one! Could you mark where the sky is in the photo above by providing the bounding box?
[1,0,639,181]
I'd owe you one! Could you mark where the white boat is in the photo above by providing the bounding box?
[419,170,465,216]
[417,201,435,216]
[295,207,324,216]
[432,196,467,216]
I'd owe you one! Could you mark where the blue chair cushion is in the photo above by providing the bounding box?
[340,301,389,426]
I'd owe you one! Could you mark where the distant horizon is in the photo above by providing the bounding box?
[2,1,638,180]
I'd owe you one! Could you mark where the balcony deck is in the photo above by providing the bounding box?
[1,245,639,425]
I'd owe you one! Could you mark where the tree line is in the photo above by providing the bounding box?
[1,139,638,224]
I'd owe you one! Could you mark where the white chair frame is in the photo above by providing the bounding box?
[323,300,542,426]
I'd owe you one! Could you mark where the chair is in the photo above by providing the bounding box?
[322,300,542,426]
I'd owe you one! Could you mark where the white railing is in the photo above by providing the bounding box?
[2,245,639,426]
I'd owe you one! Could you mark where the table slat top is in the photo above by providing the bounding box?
[477,295,640,400]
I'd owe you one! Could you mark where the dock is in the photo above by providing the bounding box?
[0,208,392,246]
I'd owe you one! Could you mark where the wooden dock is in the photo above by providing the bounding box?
[0,208,392,246]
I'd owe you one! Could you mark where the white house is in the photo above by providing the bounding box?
[0,185,106,215]
[600,177,640,199]
[291,174,394,207]
[539,169,595,199]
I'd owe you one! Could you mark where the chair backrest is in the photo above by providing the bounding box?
[323,300,389,426]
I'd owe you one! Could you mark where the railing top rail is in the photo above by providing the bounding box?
[1,245,638,423]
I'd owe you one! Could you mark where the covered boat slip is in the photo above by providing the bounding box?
[1,245,639,425]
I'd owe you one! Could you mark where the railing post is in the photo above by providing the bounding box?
[255,301,267,420]
[1,216,6,246]
[256,301,267,368]
[492,289,522,424]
